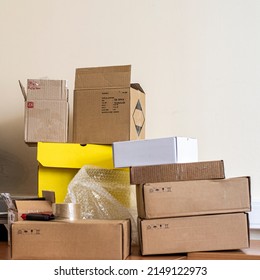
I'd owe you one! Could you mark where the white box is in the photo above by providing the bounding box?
[112,137,198,168]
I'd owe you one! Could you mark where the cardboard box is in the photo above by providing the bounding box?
[112,137,198,168]
[3,191,54,245]
[130,160,225,184]
[136,177,251,219]
[19,79,69,143]
[138,213,249,255]
[72,65,145,144]
[37,142,126,203]
[11,219,131,260]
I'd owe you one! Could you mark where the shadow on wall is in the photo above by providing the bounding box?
[0,117,38,196]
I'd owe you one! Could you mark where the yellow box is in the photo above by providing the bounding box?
[37,142,118,203]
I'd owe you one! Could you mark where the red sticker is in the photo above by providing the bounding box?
[27,101,34,108]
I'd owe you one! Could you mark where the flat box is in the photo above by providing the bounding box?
[112,137,198,168]
[136,177,251,219]
[19,79,69,143]
[73,65,145,144]
[11,219,130,260]
[130,160,225,184]
[37,142,118,203]
[138,213,249,255]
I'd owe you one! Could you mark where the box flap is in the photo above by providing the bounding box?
[74,65,131,90]
[18,80,27,101]
[37,142,114,169]
[130,83,145,93]
[42,190,56,204]
[26,79,68,100]
[15,200,52,220]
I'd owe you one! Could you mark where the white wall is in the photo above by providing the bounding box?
[0,0,259,205]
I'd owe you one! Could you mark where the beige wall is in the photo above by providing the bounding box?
[0,0,259,203]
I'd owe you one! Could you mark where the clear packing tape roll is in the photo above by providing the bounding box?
[53,203,81,220]
[65,165,138,245]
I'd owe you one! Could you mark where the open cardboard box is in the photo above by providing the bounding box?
[19,79,69,144]
[73,65,145,144]
[37,142,124,203]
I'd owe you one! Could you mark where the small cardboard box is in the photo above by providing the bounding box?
[4,191,55,245]
[113,137,198,168]
[136,177,251,219]
[130,160,225,184]
[11,219,131,260]
[19,79,69,143]
[37,142,124,203]
[72,65,145,144]
[138,213,249,255]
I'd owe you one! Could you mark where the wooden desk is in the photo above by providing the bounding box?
[187,240,260,260]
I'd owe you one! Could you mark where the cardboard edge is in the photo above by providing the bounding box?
[135,184,146,219]
[18,80,27,101]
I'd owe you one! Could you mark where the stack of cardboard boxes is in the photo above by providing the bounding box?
[112,138,251,255]
[10,65,145,259]
[8,64,251,259]
[132,163,250,255]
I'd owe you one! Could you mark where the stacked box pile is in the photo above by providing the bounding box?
[12,64,146,259]
[130,161,251,255]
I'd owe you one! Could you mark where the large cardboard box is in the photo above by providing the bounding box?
[37,142,126,203]
[73,65,145,144]
[138,213,249,255]
[11,219,131,260]
[130,160,225,184]
[19,79,69,143]
[112,137,198,168]
[136,177,251,219]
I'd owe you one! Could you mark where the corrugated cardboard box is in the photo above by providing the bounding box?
[138,213,249,255]
[37,142,124,203]
[112,137,198,168]
[73,65,145,144]
[136,177,251,219]
[19,79,69,143]
[5,191,55,245]
[130,160,225,184]
[11,219,131,260]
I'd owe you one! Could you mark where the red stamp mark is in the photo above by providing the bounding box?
[27,101,34,108]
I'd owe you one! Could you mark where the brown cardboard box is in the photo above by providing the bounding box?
[136,177,251,219]
[19,79,69,143]
[11,219,131,260]
[138,213,249,255]
[130,160,225,184]
[73,65,145,144]
[6,191,55,245]
[10,191,55,222]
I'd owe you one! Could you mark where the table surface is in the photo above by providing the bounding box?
[1,240,260,260]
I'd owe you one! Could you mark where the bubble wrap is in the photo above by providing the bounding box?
[65,165,138,244]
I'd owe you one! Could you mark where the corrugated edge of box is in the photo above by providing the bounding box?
[130,160,225,184]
